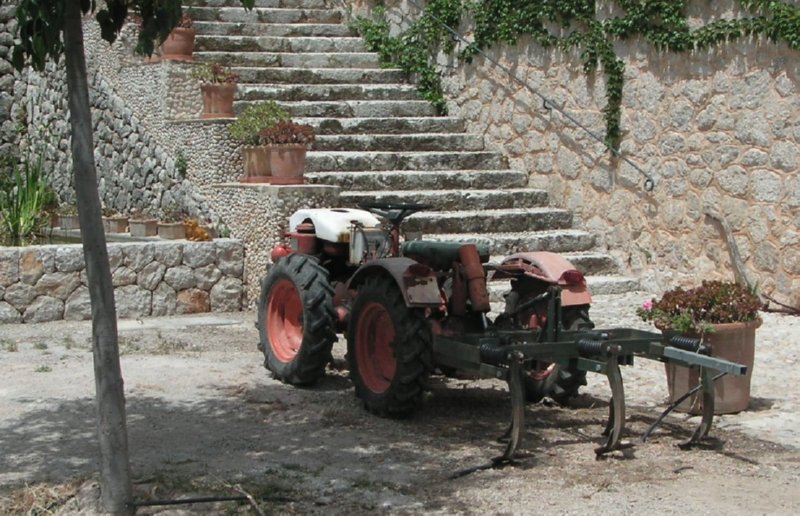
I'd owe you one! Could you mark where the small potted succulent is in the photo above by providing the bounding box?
[638,280,763,414]
[191,63,240,119]
[160,13,195,61]
[102,208,129,234]
[229,101,315,184]
[157,205,188,240]
[128,207,159,237]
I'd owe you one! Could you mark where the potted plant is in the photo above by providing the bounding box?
[129,208,159,237]
[191,63,240,119]
[102,208,129,234]
[229,101,315,184]
[55,204,80,230]
[638,280,763,414]
[160,14,195,61]
[157,206,188,239]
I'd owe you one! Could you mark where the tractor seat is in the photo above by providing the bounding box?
[401,240,490,271]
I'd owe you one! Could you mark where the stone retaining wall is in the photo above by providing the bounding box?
[350,0,800,305]
[0,239,244,323]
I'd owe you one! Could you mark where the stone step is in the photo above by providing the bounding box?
[486,252,620,276]
[193,0,332,8]
[238,83,420,102]
[195,35,366,53]
[306,169,528,191]
[193,22,356,37]
[232,66,406,84]
[195,51,381,68]
[403,208,573,234]
[235,99,436,118]
[340,188,548,211]
[313,133,485,152]
[305,151,506,172]
[418,230,597,255]
[488,274,640,302]
[295,117,465,135]
[187,7,343,24]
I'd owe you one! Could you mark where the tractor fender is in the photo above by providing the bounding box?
[500,251,592,307]
[347,258,441,307]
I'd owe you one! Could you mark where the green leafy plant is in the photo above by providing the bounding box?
[190,62,239,84]
[353,0,800,151]
[229,101,291,146]
[638,281,762,334]
[175,150,188,178]
[259,121,315,146]
[0,152,51,245]
[159,203,189,223]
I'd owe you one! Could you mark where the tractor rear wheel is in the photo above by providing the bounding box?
[525,306,592,404]
[258,254,336,385]
[347,277,431,417]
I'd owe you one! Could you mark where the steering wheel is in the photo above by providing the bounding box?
[357,202,433,225]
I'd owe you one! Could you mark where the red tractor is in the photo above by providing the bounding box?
[257,202,748,459]
[258,202,592,415]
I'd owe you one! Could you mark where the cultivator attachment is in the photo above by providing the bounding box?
[433,288,748,463]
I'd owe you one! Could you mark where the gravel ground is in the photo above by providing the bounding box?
[0,291,799,514]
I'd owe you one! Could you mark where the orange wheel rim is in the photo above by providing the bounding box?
[355,302,396,394]
[267,279,304,363]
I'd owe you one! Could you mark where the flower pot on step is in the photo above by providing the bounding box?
[200,83,236,119]
[158,221,186,240]
[129,219,158,237]
[664,319,761,414]
[59,214,80,230]
[160,27,195,62]
[239,144,307,184]
[103,216,129,233]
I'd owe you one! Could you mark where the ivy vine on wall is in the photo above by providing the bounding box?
[352,0,800,151]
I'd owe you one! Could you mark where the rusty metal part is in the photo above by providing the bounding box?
[347,258,440,307]
[459,244,491,312]
[679,367,717,449]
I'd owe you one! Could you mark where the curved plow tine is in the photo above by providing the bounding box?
[679,368,720,449]
[496,351,525,464]
[595,358,625,456]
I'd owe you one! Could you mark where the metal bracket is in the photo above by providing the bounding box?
[496,351,526,464]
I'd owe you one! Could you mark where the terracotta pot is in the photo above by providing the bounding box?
[268,144,307,185]
[664,319,761,414]
[129,219,158,237]
[157,222,186,240]
[59,214,80,230]
[160,27,195,61]
[200,83,237,119]
[239,144,307,184]
[240,145,271,183]
[103,216,129,233]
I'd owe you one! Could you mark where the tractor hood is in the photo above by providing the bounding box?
[289,208,383,243]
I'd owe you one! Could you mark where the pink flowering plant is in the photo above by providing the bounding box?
[637,281,762,334]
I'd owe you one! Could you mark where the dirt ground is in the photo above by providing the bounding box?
[1,292,799,514]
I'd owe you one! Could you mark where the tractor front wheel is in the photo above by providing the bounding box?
[347,277,431,417]
[258,254,336,385]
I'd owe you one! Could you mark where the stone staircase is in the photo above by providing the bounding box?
[186,0,639,295]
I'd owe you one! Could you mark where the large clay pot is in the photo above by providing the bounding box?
[240,146,271,183]
[268,144,307,185]
[200,83,236,119]
[160,27,195,61]
[664,319,761,414]
[240,145,307,184]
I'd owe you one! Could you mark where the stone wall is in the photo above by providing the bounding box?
[0,1,19,158]
[206,184,340,307]
[350,0,800,305]
[0,239,244,323]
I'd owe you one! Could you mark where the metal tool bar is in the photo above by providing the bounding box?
[660,346,748,376]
